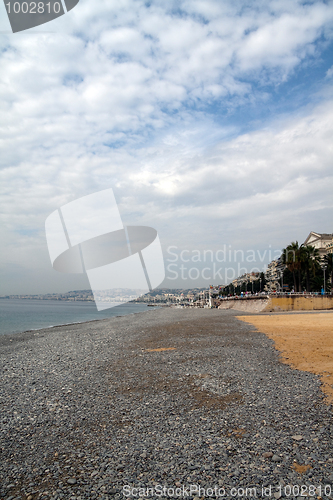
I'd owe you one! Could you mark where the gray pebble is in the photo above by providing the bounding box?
[0,308,332,498]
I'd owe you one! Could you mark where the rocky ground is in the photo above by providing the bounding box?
[0,308,332,500]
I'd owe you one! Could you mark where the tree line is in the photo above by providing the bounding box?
[222,272,267,296]
[218,241,332,296]
[282,242,332,293]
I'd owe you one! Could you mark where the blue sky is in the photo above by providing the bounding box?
[0,0,333,293]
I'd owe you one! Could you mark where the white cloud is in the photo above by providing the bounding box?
[1,0,332,151]
[0,0,333,291]
[4,98,332,248]
[236,5,332,72]
[326,65,333,79]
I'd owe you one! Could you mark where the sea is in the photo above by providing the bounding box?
[0,299,152,336]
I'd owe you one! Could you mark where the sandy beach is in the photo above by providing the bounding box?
[237,312,333,404]
[0,308,332,500]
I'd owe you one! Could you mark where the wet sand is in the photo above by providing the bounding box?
[237,312,333,403]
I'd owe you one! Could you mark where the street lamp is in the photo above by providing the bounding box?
[280,269,284,293]
[322,264,327,295]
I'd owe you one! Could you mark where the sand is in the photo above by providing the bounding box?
[237,312,333,404]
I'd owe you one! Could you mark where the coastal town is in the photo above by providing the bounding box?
[1,231,332,307]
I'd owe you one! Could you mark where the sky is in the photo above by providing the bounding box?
[0,0,333,293]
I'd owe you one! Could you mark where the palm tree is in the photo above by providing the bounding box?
[301,245,320,292]
[311,275,323,292]
[323,252,333,293]
[282,241,301,292]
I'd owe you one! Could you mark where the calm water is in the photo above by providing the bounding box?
[0,299,151,336]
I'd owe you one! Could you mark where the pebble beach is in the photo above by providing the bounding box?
[1,307,333,500]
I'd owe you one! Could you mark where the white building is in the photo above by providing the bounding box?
[303,232,333,259]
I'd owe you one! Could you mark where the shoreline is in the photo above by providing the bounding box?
[1,308,332,499]
[5,309,153,338]
[0,299,155,338]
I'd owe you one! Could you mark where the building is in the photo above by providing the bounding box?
[326,240,333,255]
[264,258,285,292]
[231,272,259,289]
[303,232,333,259]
